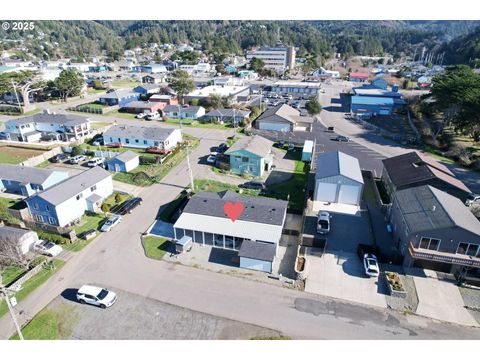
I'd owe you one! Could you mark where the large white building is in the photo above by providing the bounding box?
[246,46,295,73]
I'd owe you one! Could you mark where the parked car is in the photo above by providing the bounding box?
[146,112,160,120]
[363,253,380,277]
[118,197,143,215]
[106,142,123,148]
[146,146,171,155]
[292,102,300,109]
[334,135,351,142]
[76,285,117,309]
[50,153,69,163]
[465,193,480,206]
[239,181,266,190]
[87,157,105,167]
[217,143,228,153]
[287,143,295,151]
[262,98,269,104]
[100,214,122,232]
[287,94,293,100]
[33,240,63,257]
[136,112,147,119]
[81,229,97,240]
[316,211,331,235]
[92,137,104,146]
[272,100,280,106]
[69,155,87,164]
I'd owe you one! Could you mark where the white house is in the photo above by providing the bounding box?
[103,125,182,151]
[162,105,205,120]
[313,151,364,208]
[0,225,39,256]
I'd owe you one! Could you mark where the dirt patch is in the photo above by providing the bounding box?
[0,145,45,164]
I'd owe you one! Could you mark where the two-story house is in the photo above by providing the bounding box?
[0,164,69,197]
[224,135,273,177]
[25,167,113,227]
[103,125,182,151]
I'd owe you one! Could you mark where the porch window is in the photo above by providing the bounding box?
[419,237,440,251]
[457,243,479,257]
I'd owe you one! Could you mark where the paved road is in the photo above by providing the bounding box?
[1,124,480,339]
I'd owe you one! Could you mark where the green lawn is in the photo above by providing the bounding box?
[111,80,141,88]
[35,160,51,168]
[90,122,111,130]
[164,118,234,130]
[0,259,64,319]
[193,179,260,197]
[102,109,137,120]
[424,145,455,164]
[87,88,107,95]
[80,103,106,110]
[10,303,79,340]
[0,197,20,225]
[1,266,26,286]
[142,236,171,260]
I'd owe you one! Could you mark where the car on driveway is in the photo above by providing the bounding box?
[316,211,331,235]
[92,137,104,146]
[465,193,480,206]
[363,254,380,277]
[146,112,160,120]
[239,181,266,190]
[118,197,143,215]
[69,155,87,164]
[76,285,117,309]
[87,157,105,167]
[100,214,122,232]
[136,112,147,119]
[50,153,69,163]
[33,240,63,257]
[334,135,351,142]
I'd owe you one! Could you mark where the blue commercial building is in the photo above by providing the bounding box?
[350,96,394,116]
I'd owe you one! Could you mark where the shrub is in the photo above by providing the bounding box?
[101,203,111,215]
[37,231,69,245]
[140,155,160,165]
[70,146,84,156]
[114,193,125,204]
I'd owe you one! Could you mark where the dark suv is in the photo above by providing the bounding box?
[118,197,143,215]
[50,153,69,163]
[239,181,266,190]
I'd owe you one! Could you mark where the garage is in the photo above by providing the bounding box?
[239,240,276,273]
[313,151,364,206]
[338,184,361,205]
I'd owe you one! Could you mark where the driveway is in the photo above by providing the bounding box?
[305,251,388,308]
[412,269,478,327]
[23,289,282,340]
[148,220,174,238]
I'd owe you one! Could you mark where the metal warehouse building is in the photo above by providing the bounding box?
[350,95,394,116]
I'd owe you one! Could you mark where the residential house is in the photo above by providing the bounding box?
[0,164,69,197]
[381,152,471,203]
[98,91,139,107]
[313,151,364,207]
[4,110,91,142]
[350,96,394,116]
[162,105,205,120]
[25,167,113,227]
[0,225,39,256]
[121,101,165,114]
[389,185,480,275]
[255,104,314,132]
[224,135,273,177]
[149,94,179,106]
[142,73,167,84]
[312,67,340,78]
[115,60,135,71]
[105,151,139,173]
[103,125,182,151]
[133,84,161,96]
[173,191,288,272]
[203,108,251,125]
[349,72,369,82]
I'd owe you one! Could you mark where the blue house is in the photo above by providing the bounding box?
[224,135,274,177]
[351,96,394,116]
[106,151,139,173]
[0,164,69,197]
[25,167,113,227]
[98,91,139,107]
[133,84,161,96]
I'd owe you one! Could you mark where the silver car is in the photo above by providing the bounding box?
[317,211,331,235]
[100,214,122,232]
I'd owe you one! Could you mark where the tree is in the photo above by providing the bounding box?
[115,193,125,204]
[101,203,111,217]
[168,70,195,103]
[215,63,226,75]
[53,69,85,102]
[250,57,265,72]
[0,70,45,112]
[305,96,322,115]
[70,146,84,157]
[0,236,33,272]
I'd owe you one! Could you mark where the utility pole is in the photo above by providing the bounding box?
[177,104,195,191]
[0,284,24,340]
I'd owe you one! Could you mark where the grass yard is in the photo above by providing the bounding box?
[90,121,111,130]
[111,80,141,88]
[142,236,171,260]
[193,179,260,197]
[0,197,21,225]
[35,160,51,168]
[87,88,107,95]
[164,118,235,130]
[103,109,137,120]
[1,266,26,286]
[0,259,64,319]
[424,145,455,164]
[10,303,80,340]
[0,145,46,164]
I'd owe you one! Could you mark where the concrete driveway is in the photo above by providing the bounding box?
[305,251,387,308]
[412,269,478,327]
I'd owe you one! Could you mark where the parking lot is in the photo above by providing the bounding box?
[19,288,284,340]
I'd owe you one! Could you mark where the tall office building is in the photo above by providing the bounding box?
[246,46,296,73]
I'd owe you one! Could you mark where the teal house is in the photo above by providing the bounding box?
[225,135,274,177]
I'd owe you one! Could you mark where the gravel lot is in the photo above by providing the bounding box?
[23,288,284,340]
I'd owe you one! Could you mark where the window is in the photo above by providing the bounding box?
[35,214,44,223]
[135,139,139,143]
[242,157,249,163]
[457,243,479,257]
[45,205,50,211]
[33,203,39,210]
[48,217,56,225]
[143,140,147,145]
[90,185,97,192]
[110,137,113,142]
[76,193,83,200]
[126,138,130,144]
[419,237,440,251]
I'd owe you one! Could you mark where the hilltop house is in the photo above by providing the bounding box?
[224,135,274,177]
[0,164,69,197]
[103,125,182,151]
[25,167,113,227]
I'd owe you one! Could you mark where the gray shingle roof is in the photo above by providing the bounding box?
[0,225,35,244]
[114,150,139,163]
[225,135,273,158]
[395,185,480,235]
[32,167,111,206]
[134,84,160,91]
[104,125,177,142]
[382,152,470,193]
[239,240,276,262]
[100,91,137,100]
[205,108,251,118]
[182,191,288,226]
[121,101,158,110]
[315,151,364,184]
[9,112,90,127]
[256,104,300,124]
[0,164,64,185]
[163,105,204,115]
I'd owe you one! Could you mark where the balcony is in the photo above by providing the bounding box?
[409,243,480,268]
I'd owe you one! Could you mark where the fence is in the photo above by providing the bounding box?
[19,146,63,167]
[7,261,46,291]
[67,104,118,115]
